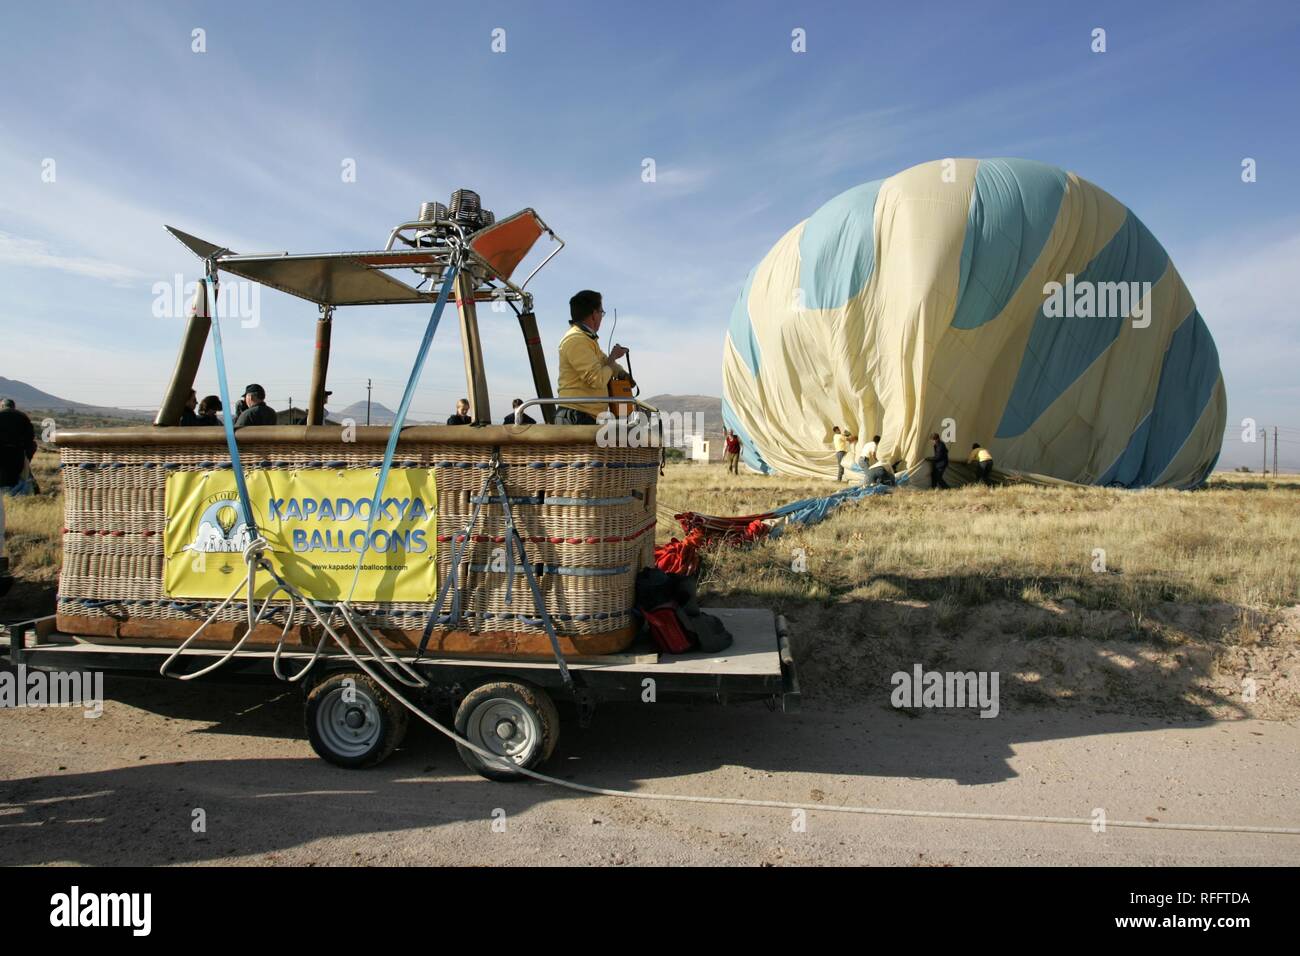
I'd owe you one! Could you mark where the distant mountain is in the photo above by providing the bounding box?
[644,393,725,459]
[331,400,400,425]
[0,376,152,421]
[644,394,722,429]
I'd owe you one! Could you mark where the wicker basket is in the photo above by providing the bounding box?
[55,424,658,658]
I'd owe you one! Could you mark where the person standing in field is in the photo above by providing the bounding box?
[724,428,742,474]
[929,432,950,490]
[0,398,37,496]
[832,426,850,481]
[968,442,995,486]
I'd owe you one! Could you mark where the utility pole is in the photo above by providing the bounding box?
[1263,425,1268,475]
[1275,426,1279,478]
[366,378,372,426]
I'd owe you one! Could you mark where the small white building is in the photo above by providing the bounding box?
[686,433,712,463]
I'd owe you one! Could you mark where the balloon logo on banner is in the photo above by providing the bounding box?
[215,504,238,536]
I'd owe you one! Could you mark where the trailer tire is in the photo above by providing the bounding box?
[305,671,409,769]
[454,680,559,781]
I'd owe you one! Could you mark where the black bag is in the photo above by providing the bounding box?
[674,607,733,653]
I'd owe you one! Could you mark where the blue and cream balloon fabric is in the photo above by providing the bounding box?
[721,158,1226,488]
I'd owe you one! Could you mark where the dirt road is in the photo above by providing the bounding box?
[2,674,1297,866]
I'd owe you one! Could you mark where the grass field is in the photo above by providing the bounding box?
[655,464,1300,612]
[654,462,1300,718]
[4,448,1297,718]
[2,450,62,618]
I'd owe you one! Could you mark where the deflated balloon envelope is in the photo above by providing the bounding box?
[721,158,1225,488]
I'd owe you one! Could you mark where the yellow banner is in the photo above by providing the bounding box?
[163,469,437,602]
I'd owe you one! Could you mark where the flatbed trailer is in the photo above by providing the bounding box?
[2,607,799,780]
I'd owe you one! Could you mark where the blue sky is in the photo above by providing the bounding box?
[1,0,1297,465]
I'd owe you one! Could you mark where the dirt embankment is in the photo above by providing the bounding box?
[786,599,1300,721]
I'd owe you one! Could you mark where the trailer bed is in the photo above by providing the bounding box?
[2,607,800,710]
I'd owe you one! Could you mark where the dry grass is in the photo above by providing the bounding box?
[4,449,63,582]
[655,463,1300,717]
[656,464,1300,613]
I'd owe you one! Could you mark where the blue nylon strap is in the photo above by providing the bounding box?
[205,276,258,537]
[415,457,574,688]
[488,465,572,686]
[417,469,492,652]
[345,261,461,602]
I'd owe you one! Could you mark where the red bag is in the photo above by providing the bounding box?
[643,605,694,654]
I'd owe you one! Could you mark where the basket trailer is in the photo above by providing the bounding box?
[2,608,799,780]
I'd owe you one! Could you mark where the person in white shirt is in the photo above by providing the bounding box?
[857,434,880,483]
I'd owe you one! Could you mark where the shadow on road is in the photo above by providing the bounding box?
[0,671,1221,865]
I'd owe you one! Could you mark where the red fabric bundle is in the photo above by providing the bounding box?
[654,528,706,576]
[673,511,774,547]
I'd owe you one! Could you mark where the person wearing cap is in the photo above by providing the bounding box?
[555,289,629,426]
[233,384,277,428]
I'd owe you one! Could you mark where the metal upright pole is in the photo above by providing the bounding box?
[307,305,334,426]
[1263,427,1268,475]
[155,285,212,426]
[455,270,491,424]
[516,309,555,423]
[1274,427,1279,477]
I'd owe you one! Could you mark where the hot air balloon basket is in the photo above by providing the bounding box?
[54,433,659,659]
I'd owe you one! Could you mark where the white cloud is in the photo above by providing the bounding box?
[0,231,144,285]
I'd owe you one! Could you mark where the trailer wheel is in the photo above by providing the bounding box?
[454,681,559,781]
[305,671,409,769]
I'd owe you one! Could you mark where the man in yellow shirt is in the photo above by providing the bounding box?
[556,289,629,425]
[831,427,849,481]
[968,443,995,486]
